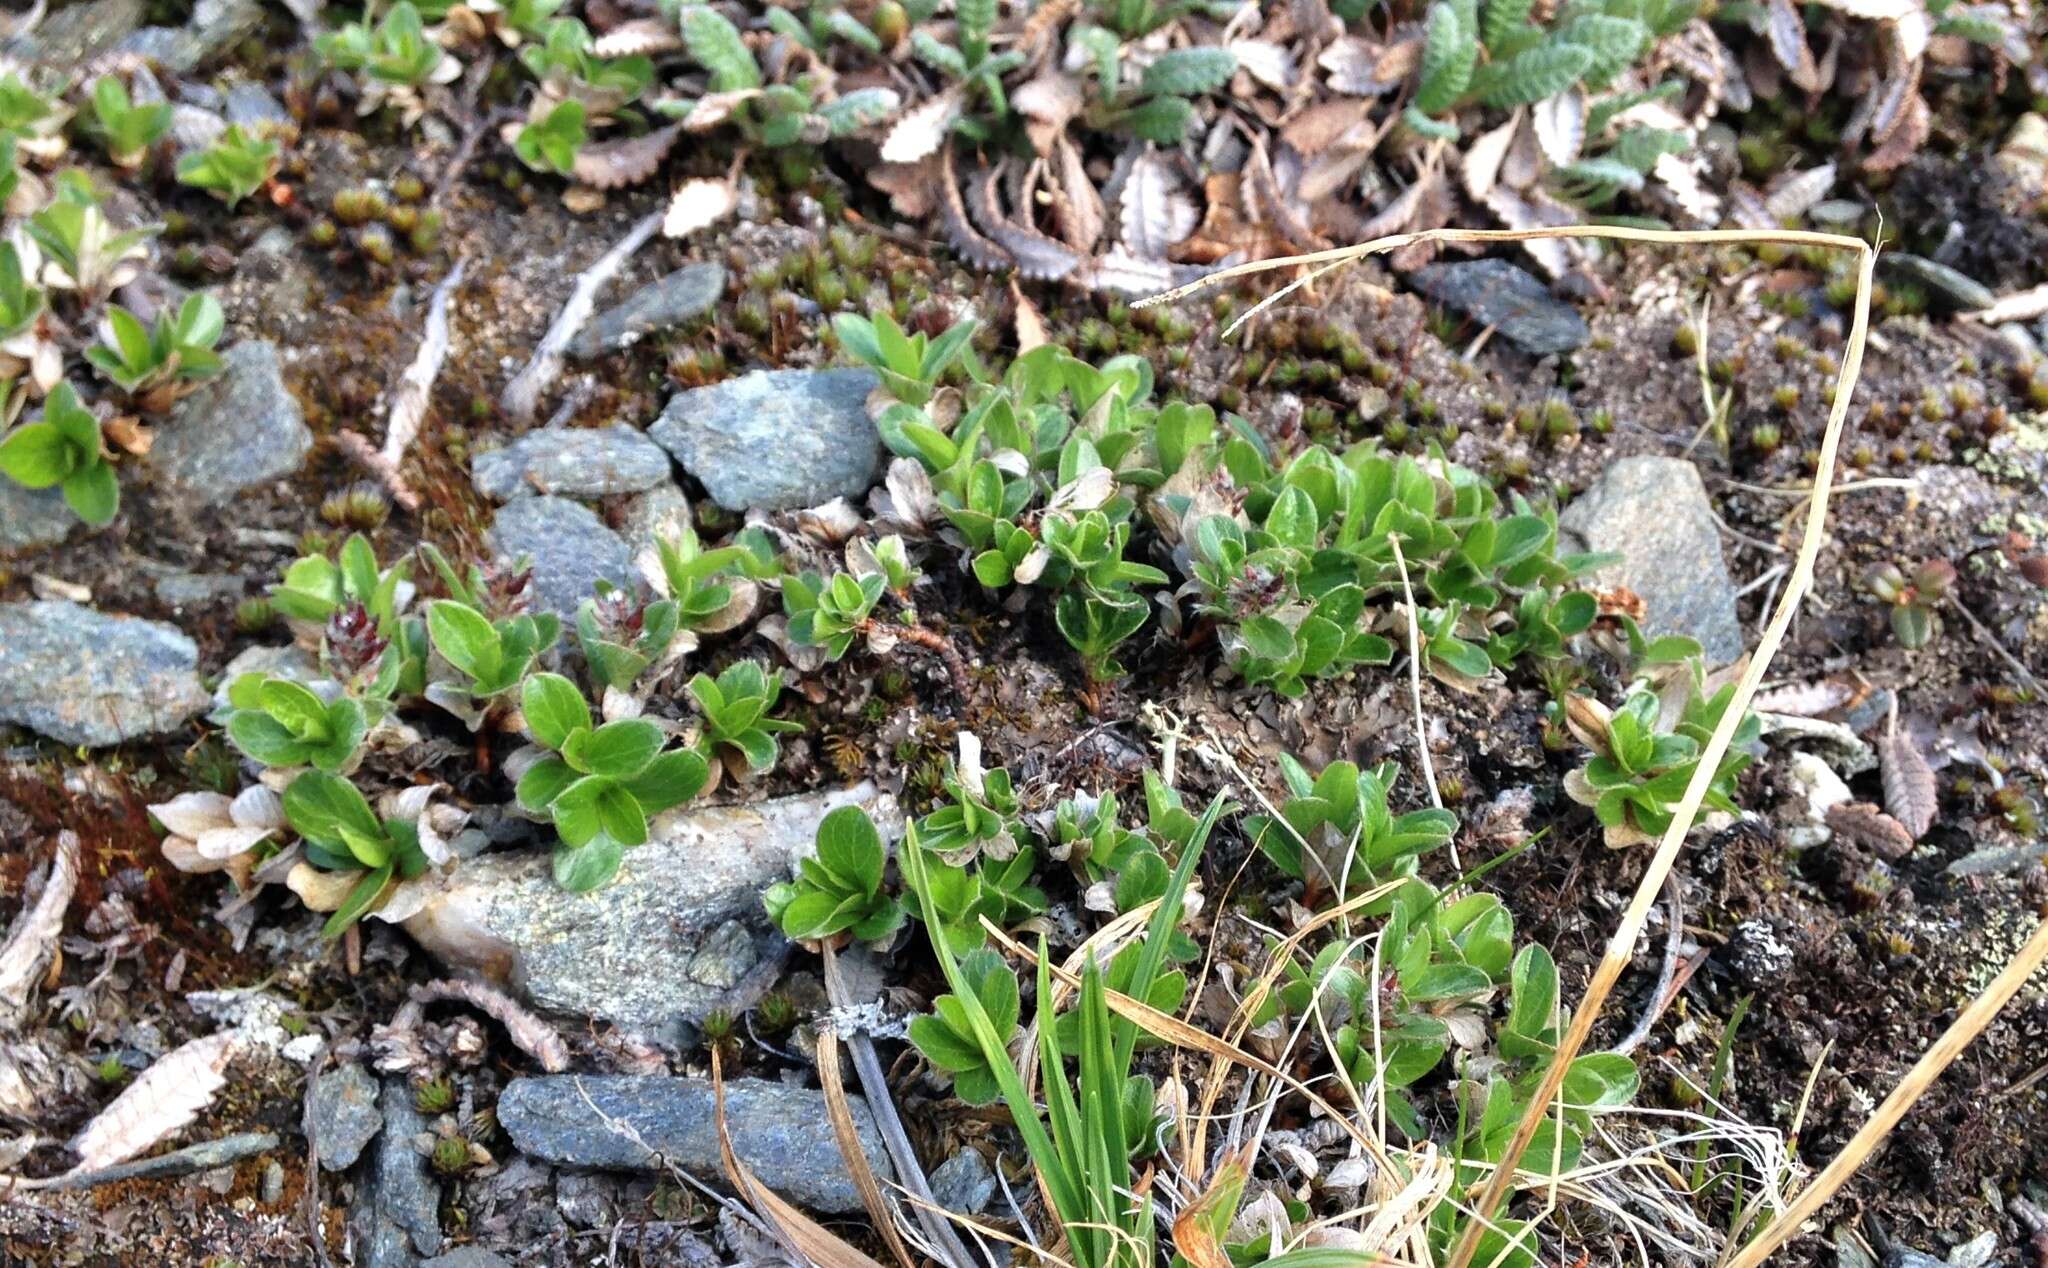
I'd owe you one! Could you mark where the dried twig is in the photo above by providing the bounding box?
[501,209,662,423]
[6,1132,276,1192]
[343,259,467,512]
[0,832,78,1030]
[384,978,570,1072]
[1611,870,1683,1057]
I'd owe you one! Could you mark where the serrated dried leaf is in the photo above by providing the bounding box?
[0,833,77,1024]
[1767,0,1822,92]
[1827,801,1916,859]
[1462,111,1521,200]
[1879,721,1938,838]
[573,124,681,190]
[662,178,736,238]
[592,17,682,57]
[683,89,762,133]
[880,89,959,164]
[938,148,1011,271]
[1653,151,1722,225]
[1320,36,1413,95]
[1863,91,1928,171]
[1754,679,1856,716]
[1012,71,1082,154]
[68,1031,240,1172]
[1866,63,1920,146]
[1083,247,1182,295]
[1763,162,1836,220]
[968,163,1083,280]
[1502,112,1544,189]
[1283,99,1370,157]
[1358,168,1434,239]
[1120,152,1199,259]
[1483,184,1575,277]
[866,160,936,219]
[1231,39,1295,90]
[1962,282,2048,324]
[1532,89,1586,167]
[1049,134,1106,253]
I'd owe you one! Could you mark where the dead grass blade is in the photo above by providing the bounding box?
[817,1030,918,1268]
[1171,1146,1250,1268]
[1141,220,1888,1268]
[711,1047,889,1268]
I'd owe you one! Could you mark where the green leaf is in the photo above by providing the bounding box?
[550,775,612,848]
[567,718,665,779]
[516,754,579,811]
[426,600,501,685]
[553,835,624,891]
[816,805,885,896]
[620,750,709,816]
[0,423,77,489]
[1123,94,1195,144]
[321,863,393,938]
[283,771,385,858]
[1478,40,1594,107]
[1416,2,1479,115]
[228,711,312,767]
[1507,942,1558,1044]
[593,780,649,847]
[521,672,590,750]
[61,461,119,526]
[1481,0,1536,49]
[681,3,762,91]
[258,679,333,740]
[1140,47,1237,98]
[1555,13,1647,90]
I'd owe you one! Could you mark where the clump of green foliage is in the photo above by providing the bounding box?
[85,293,225,404]
[0,381,118,524]
[762,804,907,944]
[176,126,281,208]
[1863,558,1953,649]
[1563,661,1759,847]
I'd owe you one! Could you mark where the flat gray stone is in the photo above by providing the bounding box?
[568,264,727,358]
[615,485,691,560]
[151,341,312,507]
[498,1075,893,1214]
[1879,254,1995,311]
[0,602,210,746]
[4,0,143,72]
[402,784,899,1042]
[350,1079,442,1266]
[929,1148,996,1216]
[0,481,78,555]
[1558,456,1743,665]
[421,1251,513,1268]
[1410,259,1588,356]
[649,368,883,512]
[151,570,246,609]
[307,1064,383,1172]
[485,496,633,620]
[472,425,673,502]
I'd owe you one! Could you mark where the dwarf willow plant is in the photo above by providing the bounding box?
[762,804,907,943]
[223,676,370,773]
[903,791,1231,1268]
[83,75,170,169]
[1247,756,1458,904]
[284,771,435,937]
[1564,661,1759,846]
[688,660,801,774]
[86,293,225,400]
[0,381,117,524]
[516,672,710,889]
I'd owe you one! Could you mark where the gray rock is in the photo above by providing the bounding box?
[151,570,246,609]
[223,82,292,136]
[553,1171,618,1228]
[402,784,899,1042]
[1557,456,1743,664]
[1878,254,1995,312]
[212,643,322,712]
[929,1149,996,1216]
[0,481,78,555]
[151,342,312,507]
[649,368,883,512]
[486,496,634,620]
[1409,259,1589,356]
[568,264,727,358]
[4,0,143,72]
[0,602,210,746]
[420,1251,512,1268]
[351,1079,442,1267]
[307,1064,383,1172]
[616,485,691,560]
[113,0,263,73]
[498,1075,893,1214]
[472,425,674,502]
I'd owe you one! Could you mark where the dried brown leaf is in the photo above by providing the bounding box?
[866,160,937,220]
[1011,280,1049,353]
[1050,134,1106,252]
[1231,39,1296,90]
[968,163,1083,280]
[1462,111,1521,200]
[1532,89,1586,167]
[1282,99,1369,157]
[69,1031,240,1172]
[1879,720,1938,838]
[1012,71,1082,154]
[938,148,1011,271]
[1319,36,1412,95]
[682,89,762,133]
[879,89,959,164]
[1827,801,1916,859]
[0,833,78,1025]
[1653,151,1723,226]
[1762,162,1836,221]
[572,123,680,190]
[662,178,736,238]
[1767,0,1822,92]
[591,17,681,57]
[1120,152,1199,259]
[1863,91,1929,170]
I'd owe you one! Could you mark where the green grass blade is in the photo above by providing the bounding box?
[1113,790,1230,1073]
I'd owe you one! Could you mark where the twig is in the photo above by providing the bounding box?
[501,210,662,423]
[822,945,985,1268]
[3,1132,277,1193]
[1945,594,2045,697]
[1388,537,1451,868]
[382,979,571,1072]
[343,258,467,512]
[0,831,78,1028]
[1611,870,1683,1057]
[1724,914,2048,1268]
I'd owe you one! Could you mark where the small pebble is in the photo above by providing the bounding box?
[261,1159,285,1204]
